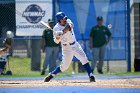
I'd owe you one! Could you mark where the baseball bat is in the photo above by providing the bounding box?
[40,21,53,30]
[40,21,71,33]
[40,21,64,36]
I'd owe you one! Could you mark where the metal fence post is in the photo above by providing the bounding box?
[31,38,41,71]
[127,0,131,72]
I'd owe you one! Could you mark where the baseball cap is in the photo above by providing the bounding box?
[48,19,54,23]
[56,12,67,21]
[97,16,103,21]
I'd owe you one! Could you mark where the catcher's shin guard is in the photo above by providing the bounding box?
[44,73,54,82]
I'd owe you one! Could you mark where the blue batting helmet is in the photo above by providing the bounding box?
[56,12,67,21]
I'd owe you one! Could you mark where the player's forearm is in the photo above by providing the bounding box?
[67,19,74,28]
[63,24,71,33]
[90,37,93,48]
[0,47,8,55]
[41,38,46,52]
[0,51,4,55]
[41,38,45,47]
[63,19,74,33]
[68,22,74,28]
[108,35,112,42]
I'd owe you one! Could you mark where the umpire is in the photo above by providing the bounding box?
[41,19,60,75]
[90,16,111,74]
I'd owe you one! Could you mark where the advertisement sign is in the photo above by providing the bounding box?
[16,0,52,36]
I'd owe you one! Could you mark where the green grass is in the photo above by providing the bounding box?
[0,57,41,78]
[0,57,140,78]
[0,56,78,78]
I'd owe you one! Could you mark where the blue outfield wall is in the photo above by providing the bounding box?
[56,0,128,60]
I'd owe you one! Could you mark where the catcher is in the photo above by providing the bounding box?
[0,31,14,55]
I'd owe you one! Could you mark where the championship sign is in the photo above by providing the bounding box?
[16,0,52,36]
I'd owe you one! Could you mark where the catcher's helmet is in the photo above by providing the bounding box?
[56,12,67,21]
[6,31,14,38]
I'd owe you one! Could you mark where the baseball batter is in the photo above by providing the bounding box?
[44,12,95,82]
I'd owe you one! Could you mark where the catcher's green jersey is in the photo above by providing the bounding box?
[42,28,59,47]
[90,25,111,48]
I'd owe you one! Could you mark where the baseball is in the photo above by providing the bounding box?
[108,24,112,29]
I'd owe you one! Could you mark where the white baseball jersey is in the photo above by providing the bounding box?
[53,19,76,45]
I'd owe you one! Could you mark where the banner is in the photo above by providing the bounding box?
[16,0,52,36]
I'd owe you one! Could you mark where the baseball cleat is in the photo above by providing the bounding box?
[41,70,45,75]
[98,70,103,74]
[44,73,54,82]
[90,76,96,82]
